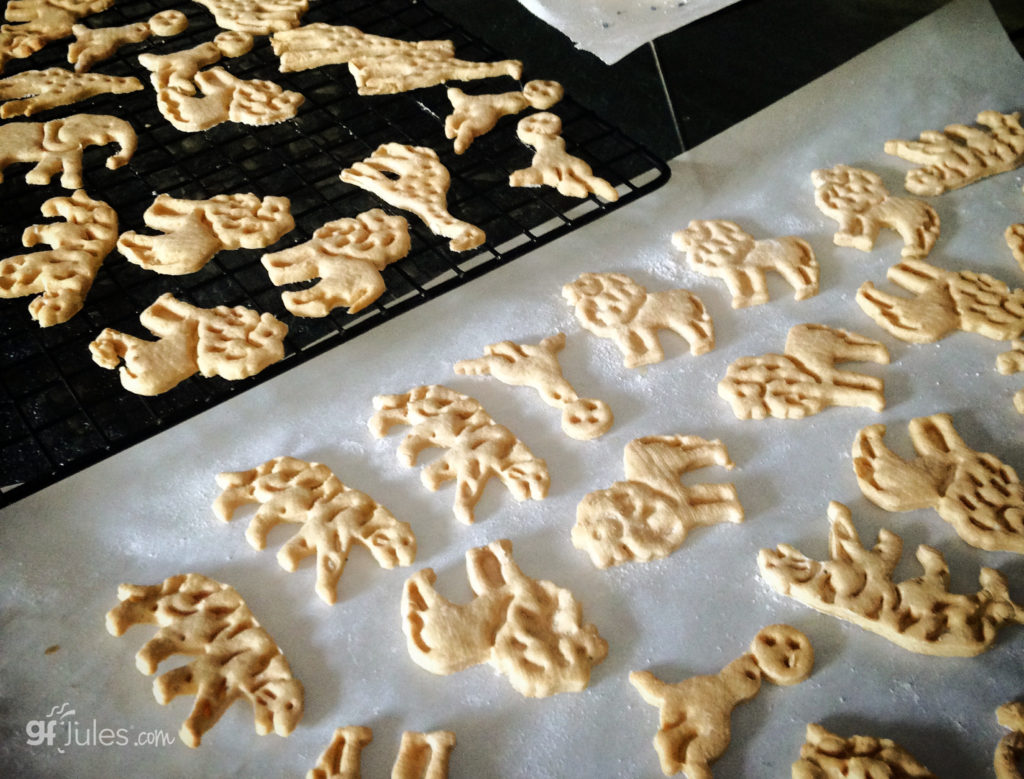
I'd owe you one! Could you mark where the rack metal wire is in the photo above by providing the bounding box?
[0,0,670,504]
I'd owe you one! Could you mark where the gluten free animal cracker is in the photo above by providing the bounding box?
[445,80,563,154]
[509,112,617,201]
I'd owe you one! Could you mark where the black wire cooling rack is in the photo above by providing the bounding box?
[0,0,670,504]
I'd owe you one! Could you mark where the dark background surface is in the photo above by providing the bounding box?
[428,0,1024,160]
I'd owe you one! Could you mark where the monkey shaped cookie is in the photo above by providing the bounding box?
[0,66,142,118]
[759,501,1024,656]
[90,292,288,395]
[402,538,607,697]
[572,435,743,568]
[997,341,1024,414]
[811,164,940,260]
[454,332,613,440]
[995,702,1024,779]
[138,31,303,132]
[261,209,410,316]
[857,259,1024,344]
[562,272,714,369]
[630,624,814,778]
[445,80,563,154]
[509,112,618,201]
[885,110,1024,195]
[340,143,485,252]
[671,219,819,307]
[308,727,455,779]
[0,190,116,326]
[0,0,113,74]
[0,113,136,188]
[214,456,416,605]
[118,192,295,275]
[791,723,937,779]
[718,323,888,420]
[369,384,549,524]
[193,0,308,34]
[106,573,304,748]
[852,413,1024,554]
[68,10,188,72]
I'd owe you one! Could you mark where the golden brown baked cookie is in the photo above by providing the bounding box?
[271,23,454,72]
[214,456,416,605]
[997,340,1024,414]
[0,66,142,118]
[572,434,742,568]
[307,727,456,779]
[759,501,1024,656]
[445,80,563,154]
[718,323,888,420]
[1007,223,1024,271]
[194,0,308,34]
[509,112,617,201]
[68,11,188,72]
[369,384,549,524]
[562,271,714,368]
[792,723,937,779]
[0,0,113,74]
[105,573,304,748]
[402,539,607,697]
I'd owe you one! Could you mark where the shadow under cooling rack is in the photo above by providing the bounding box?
[0,0,670,505]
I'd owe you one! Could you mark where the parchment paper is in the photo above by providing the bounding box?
[514,0,742,64]
[2,0,1023,775]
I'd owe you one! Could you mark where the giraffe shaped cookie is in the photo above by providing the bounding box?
[509,112,618,201]
[718,323,889,420]
[572,435,743,568]
[0,66,142,118]
[271,23,455,72]
[214,456,416,605]
[193,0,309,34]
[68,10,188,72]
[118,192,295,275]
[671,219,819,307]
[0,189,117,326]
[445,80,563,154]
[885,110,1024,195]
[759,501,1024,656]
[852,413,1024,554]
[90,292,288,394]
[811,164,940,259]
[261,209,411,316]
[454,332,613,440]
[857,259,1024,344]
[340,143,485,252]
[402,538,607,697]
[562,271,714,368]
[630,624,814,778]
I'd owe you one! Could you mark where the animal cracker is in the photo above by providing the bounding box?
[194,0,309,35]
[995,701,1024,779]
[0,0,113,74]
[68,11,188,72]
[445,80,563,154]
[1007,223,1024,271]
[308,727,456,779]
[271,23,454,72]
[0,66,142,118]
[791,723,937,779]
[997,340,1024,414]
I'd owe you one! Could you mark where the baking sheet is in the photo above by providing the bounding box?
[514,0,742,64]
[2,0,1024,775]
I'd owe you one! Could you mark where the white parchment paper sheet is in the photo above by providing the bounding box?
[2,0,1023,775]
[514,0,741,64]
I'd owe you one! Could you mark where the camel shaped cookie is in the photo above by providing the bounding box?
[562,271,714,368]
[340,143,485,252]
[630,624,813,778]
[401,539,607,697]
[213,456,416,605]
[718,323,889,420]
[138,31,303,132]
[271,23,455,72]
[261,208,410,316]
[90,292,288,395]
[118,192,295,275]
[852,413,1024,554]
[572,435,743,568]
[509,112,618,201]
[0,65,141,118]
[445,80,563,154]
[759,501,1024,656]
[857,259,1024,344]
[309,727,455,779]
[369,384,549,523]
[811,164,940,259]
[671,219,819,307]
[995,702,1024,779]
[997,340,1024,414]
[0,113,136,188]
[0,189,117,327]
[0,0,113,74]
[106,573,304,748]
[792,723,937,779]
[885,110,1024,195]
[68,10,187,72]
[454,332,613,440]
